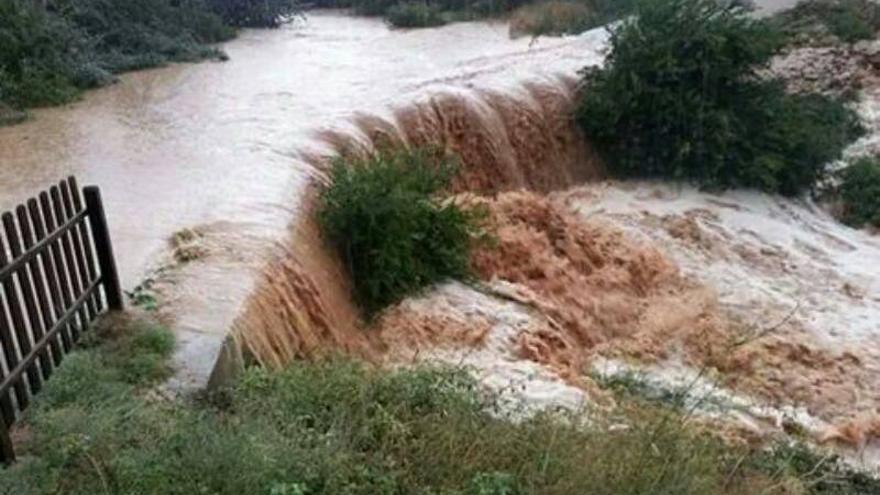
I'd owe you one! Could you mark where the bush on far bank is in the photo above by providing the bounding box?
[577,0,863,196]
[386,2,446,27]
[837,157,880,228]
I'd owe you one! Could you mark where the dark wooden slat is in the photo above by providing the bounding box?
[50,187,89,340]
[28,198,72,354]
[84,187,123,310]
[0,280,100,399]
[0,417,14,464]
[60,181,97,320]
[16,205,62,368]
[38,193,79,348]
[0,210,86,283]
[0,278,21,427]
[3,213,51,382]
[0,234,33,410]
[68,177,102,312]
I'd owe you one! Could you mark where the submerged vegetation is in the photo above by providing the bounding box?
[3,314,877,494]
[317,148,483,315]
[577,0,863,195]
[509,0,635,37]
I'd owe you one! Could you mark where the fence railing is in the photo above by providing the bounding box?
[0,176,123,464]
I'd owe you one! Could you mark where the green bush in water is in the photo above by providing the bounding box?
[316,148,483,315]
[577,0,863,195]
[838,157,880,228]
[386,2,446,27]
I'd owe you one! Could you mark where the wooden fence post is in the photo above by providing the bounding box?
[83,187,124,311]
[0,417,14,465]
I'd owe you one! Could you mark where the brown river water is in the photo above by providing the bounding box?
[0,1,806,388]
[0,13,607,287]
[0,12,612,387]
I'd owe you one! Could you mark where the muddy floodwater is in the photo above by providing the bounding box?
[0,13,612,385]
[0,13,603,288]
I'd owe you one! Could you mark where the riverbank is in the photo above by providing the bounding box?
[4,313,877,494]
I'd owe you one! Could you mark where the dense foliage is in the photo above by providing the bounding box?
[309,0,532,26]
[0,0,233,112]
[838,157,880,228]
[317,148,482,315]
[577,0,863,195]
[208,0,301,28]
[3,317,877,494]
[776,0,880,44]
[386,2,446,27]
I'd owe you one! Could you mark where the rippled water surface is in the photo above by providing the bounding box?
[0,13,605,287]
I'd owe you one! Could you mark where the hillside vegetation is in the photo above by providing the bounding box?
[0,0,298,119]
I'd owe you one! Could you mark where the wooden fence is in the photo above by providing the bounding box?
[0,177,123,464]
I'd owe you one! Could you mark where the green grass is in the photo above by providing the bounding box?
[316,148,485,316]
[837,157,880,228]
[2,313,877,494]
[576,0,863,196]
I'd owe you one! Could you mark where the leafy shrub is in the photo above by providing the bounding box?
[316,148,482,315]
[207,0,301,28]
[509,1,594,37]
[577,0,862,195]
[386,2,446,27]
[0,1,85,108]
[837,157,880,228]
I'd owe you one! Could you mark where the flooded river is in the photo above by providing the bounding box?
[0,13,603,287]
[0,3,810,387]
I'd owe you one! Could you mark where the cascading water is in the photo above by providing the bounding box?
[231,78,603,368]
